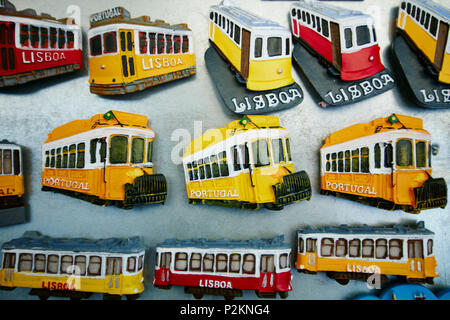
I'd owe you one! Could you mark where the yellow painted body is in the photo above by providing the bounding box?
[210,23,294,91]
[0,269,144,296]
[0,175,24,199]
[296,253,438,280]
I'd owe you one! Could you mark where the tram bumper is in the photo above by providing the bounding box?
[124,174,167,206]
[414,177,447,211]
[273,171,312,206]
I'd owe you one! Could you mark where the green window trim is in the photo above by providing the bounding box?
[110,135,128,164]
[396,139,413,168]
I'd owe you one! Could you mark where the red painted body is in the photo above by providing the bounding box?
[154,267,292,293]
[298,24,333,62]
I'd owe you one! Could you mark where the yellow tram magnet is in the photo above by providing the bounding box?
[41,110,167,209]
[88,7,196,95]
[182,115,312,210]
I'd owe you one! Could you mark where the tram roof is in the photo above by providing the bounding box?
[0,140,19,148]
[412,0,450,20]
[2,231,146,254]
[0,0,70,24]
[292,0,372,22]
[296,221,434,236]
[45,110,152,144]
[322,114,428,148]
[157,235,290,251]
[211,2,285,30]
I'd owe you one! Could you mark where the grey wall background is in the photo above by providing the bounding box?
[0,0,448,300]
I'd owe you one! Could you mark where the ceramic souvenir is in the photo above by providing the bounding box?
[0,0,82,87]
[0,231,145,300]
[320,113,447,213]
[182,115,311,210]
[392,0,449,108]
[205,0,304,114]
[296,221,438,285]
[41,110,167,209]
[88,7,196,95]
[0,140,26,226]
[154,235,292,300]
[290,0,395,107]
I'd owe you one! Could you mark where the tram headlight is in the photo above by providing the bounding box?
[369,56,374,61]
[277,68,283,74]
[101,65,105,69]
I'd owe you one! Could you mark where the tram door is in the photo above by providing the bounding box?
[1,253,15,286]
[408,240,424,278]
[259,255,276,291]
[0,22,16,75]
[434,21,449,71]
[330,22,342,71]
[158,252,171,285]
[119,30,138,82]
[105,257,122,294]
[240,29,250,79]
[305,238,317,271]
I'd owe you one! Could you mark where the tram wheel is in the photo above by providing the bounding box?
[193,292,204,300]
[336,278,350,286]
[279,291,289,299]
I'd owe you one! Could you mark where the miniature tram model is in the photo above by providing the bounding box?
[153,236,293,300]
[320,114,447,213]
[182,115,311,210]
[296,221,439,285]
[396,0,450,84]
[88,7,196,95]
[209,1,295,91]
[0,231,146,300]
[41,110,167,209]
[290,0,385,81]
[0,140,25,226]
[0,0,82,87]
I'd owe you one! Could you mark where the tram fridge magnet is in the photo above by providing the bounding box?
[182,115,311,210]
[392,0,450,109]
[290,0,395,107]
[205,0,304,115]
[154,235,293,300]
[41,110,168,209]
[88,7,196,95]
[0,140,26,226]
[0,1,82,87]
[0,231,146,300]
[320,113,447,213]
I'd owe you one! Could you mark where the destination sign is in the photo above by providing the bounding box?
[89,7,130,26]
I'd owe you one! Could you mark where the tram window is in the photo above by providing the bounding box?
[210,11,214,20]
[126,32,132,51]
[68,144,76,168]
[285,138,292,162]
[376,239,387,259]
[34,254,46,273]
[261,255,275,273]
[361,147,369,173]
[222,16,226,29]
[374,144,381,169]
[125,257,135,273]
[229,254,241,273]
[110,135,128,164]
[166,35,173,53]
[204,157,212,179]
[43,150,49,168]
[389,239,403,260]
[67,31,74,49]
[0,24,5,44]
[103,31,117,54]
[160,252,171,269]
[331,153,337,172]
[272,138,285,164]
[216,254,228,272]
[255,38,262,58]
[40,27,48,48]
[306,239,317,253]
[20,24,29,46]
[210,155,219,178]
[251,139,270,168]
[234,25,240,45]
[312,14,316,28]
[149,33,156,54]
[138,255,144,271]
[61,255,73,274]
[302,11,306,22]
[139,32,148,54]
[30,25,39,48]
[316,16,321,33]
[349,239,361,258]
[56,148,62,168]
[356,25,371,46]
[77,143,85,169]
[203,254,214,272]
[175,253,188,271]
[401,2,406,10]
[2,150,11,174]
[338,151,344,172]
[416,141,426,168]
[189,253,201,271]
[219,152,229,177]
[372,26,377,42]
[0,47,6,70]
[187,163,193,181]
[218,14,221,28]
[427,239,433,255]
[241,144,250,169]
[230,21,234,38]
[412,5,416,17]
[351,149,359,173]
[291,9,296,17]
[214,12,218,24]
[336,239,347,257]
[131,137,145,164]
[106,257,122,275]
[408,240,424,259]
[157,34,164,54]
[326,154,331,171]
[425,13,430,29]
[18,253,32,272]
[267,37,282,57]
[75,256,87,275]
[321,238,334,257]
[90,35,102,56]
[362,239,374,258]
[50,27,57,48]
[47,254,59,274]
[396,139,413,167]
[344,150,351,172]
[60,146,67,168]
[243,254,255,274]
[87,256,101,276]
[428,142,431,167]
[286,38,290,56]
[344,28,353,49]
[322,19,329,37]
[415,8,420,21]
[384,143,393,168]
[407,3,411,14]
[231,146,241,172]
[280,253,289,269]
[13,150,20,175]
[58,28,66,49]
[420,10,426,25]
[306,12,311,25]
[192,161,199,180]
[298,237,304,253]
[50,149,55,168]
[174,35,181,53]
[90,140,97,164]
[297,10,301,20]
[182,35,189,53]
[3,253,15,269]
[198,159,205,180]
[429,16,438,37]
